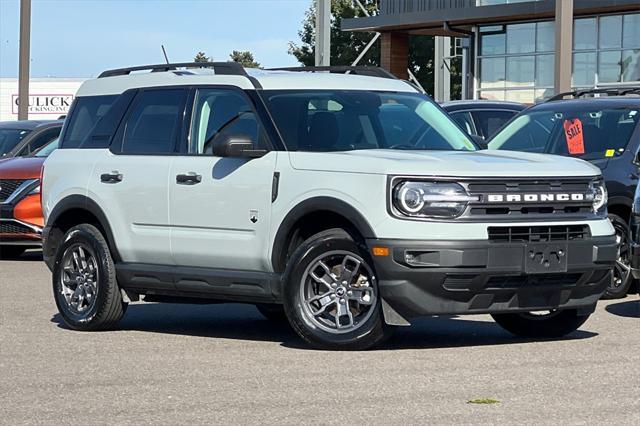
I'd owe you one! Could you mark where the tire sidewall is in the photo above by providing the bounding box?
[604,213,633,298]
[283,233,384,349]
[52,226,113,327]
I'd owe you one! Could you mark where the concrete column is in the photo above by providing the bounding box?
[18,0,31,120]
[380,32,409,80]
[554,0,574,94]
[315,0,331,66]
[435,36,451,102]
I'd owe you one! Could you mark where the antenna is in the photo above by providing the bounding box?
[161,45,170,64]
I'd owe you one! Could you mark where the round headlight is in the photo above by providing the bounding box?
[592,181,607,212]
[398,185,425,213]
[392,181,478,219]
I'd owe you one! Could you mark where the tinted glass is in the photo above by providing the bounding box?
[535,54,554,87]
[573,52,597,86]
[574,18,597,50]
[506,56,534,87]
[489,108,640,161]
[62,95,117,148]
[507,23,535,54]
[34,138,59,158]
[536,21,555,52]
[623,14,640,48]
[190,89,264,155]
[622,49,640,82]
[261,91,475,152]
[480,32,506,55]
[26,127,61,155]
[473,110,518,139]
[599,15,623,49]
[598,51,622,83]
[450,112,477,136]
[121,89,186,154]
[0,129,31,156]
[480,57,505,89]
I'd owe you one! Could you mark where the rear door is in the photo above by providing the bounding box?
[168,87,277,271]
[89,88,188,265]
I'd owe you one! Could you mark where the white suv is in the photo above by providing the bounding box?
[42,63,617,350]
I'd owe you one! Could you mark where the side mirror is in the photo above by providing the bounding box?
[214,134,267,158]
[471,135,488,150]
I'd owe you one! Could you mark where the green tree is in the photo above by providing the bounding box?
[194,52,211,62]
[230,50,261,68]
[288,0,463,98]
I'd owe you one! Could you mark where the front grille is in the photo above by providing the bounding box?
[464,179,594,219]
[488,225,590,243]
[0,221,36,235]
[0,180,25,202]
[485,273,583,290]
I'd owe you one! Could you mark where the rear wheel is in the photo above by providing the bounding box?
[283,229,392,350]
[0,246,26,259]
[602,214,633,299]
[491,309,591,338]
[52,224,127,331]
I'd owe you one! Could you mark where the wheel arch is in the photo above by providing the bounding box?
[607,197,632,222]
[271,197,376,273]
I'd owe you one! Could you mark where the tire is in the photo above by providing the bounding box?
[255,303,288,323]
[52,224,127,331]
[0,246,26,259]
[282,228,392,350]
[602,214,633,299]
[491,309,591,338]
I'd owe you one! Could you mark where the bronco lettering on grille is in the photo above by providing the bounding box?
[486,193,586,203]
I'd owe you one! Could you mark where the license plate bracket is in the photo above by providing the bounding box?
[524,243,568,274]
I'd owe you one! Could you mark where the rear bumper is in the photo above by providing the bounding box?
[367,235,617,324]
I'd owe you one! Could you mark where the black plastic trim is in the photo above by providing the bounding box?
[98,62,248,78]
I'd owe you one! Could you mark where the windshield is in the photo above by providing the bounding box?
[0,129,31,156]
[488,107,640,161]
[33,138,59,158]
[260,90,476,152]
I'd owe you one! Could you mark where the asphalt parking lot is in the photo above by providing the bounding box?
[1,251,638,425]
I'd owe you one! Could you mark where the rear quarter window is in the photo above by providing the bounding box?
[61,95,118,149]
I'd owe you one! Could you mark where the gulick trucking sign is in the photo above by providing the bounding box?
[11,94,74,115]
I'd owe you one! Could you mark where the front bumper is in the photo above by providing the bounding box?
[367,235,617,324]
[0,203,42,247]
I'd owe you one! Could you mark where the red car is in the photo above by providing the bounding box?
[0,139,58,258]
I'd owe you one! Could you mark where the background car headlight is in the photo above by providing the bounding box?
[392,181,479,219]
[29,184,41,195]
[592,180,607,212]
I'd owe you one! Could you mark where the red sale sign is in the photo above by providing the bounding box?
[563,118,584,155]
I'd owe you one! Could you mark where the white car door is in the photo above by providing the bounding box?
[89,88,188,265]
[169,87,278,271]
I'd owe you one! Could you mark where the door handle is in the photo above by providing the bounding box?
[176,172,202,185]
[100,172,123,184]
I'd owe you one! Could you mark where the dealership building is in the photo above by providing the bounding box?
[0,78,84,121]
[343,0,640,103]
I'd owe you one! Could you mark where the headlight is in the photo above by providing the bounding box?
[29,184,41,195]
[392,181,479,219]
[591,180,607,212]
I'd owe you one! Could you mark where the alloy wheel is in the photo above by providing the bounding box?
[59,243,99,315]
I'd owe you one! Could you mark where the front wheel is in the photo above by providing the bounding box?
[283,229,392,350]
[602,214,633,299]
[491,309,591,338]
[52,224,127,331]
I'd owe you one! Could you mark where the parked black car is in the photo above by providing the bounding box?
[442,100,526,140]
[0,120,63,159]
[488,87,640,298]
[630,182,640,281]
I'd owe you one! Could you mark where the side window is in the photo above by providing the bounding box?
[62,95,118,148]
[450,111,477,136]
[190,89,264,155]
[473,110,517,139]
[24,127,61,155]
[121,89,187,155]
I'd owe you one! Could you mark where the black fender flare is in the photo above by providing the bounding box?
[45,194,120,262]
[271,196,376,272]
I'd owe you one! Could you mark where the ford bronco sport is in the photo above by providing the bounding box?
[41,63,617,350]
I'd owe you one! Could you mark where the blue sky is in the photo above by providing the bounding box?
[0,0,311,78]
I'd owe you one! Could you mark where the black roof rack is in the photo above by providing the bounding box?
[548,86,640,102]
[98,62,247,78]
[268,66,398,80]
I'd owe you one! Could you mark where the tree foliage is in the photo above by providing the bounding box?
[194,51,211,62]
[230,50,261,68]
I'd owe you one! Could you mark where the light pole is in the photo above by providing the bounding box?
[18,0,31,120]
[315,0,330,66]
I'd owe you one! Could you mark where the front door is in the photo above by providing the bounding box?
[169,87,277,271]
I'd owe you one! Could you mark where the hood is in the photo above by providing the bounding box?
[0,157,45,180]
[289,149,602,178]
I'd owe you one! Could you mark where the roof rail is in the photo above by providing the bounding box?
[98,62,247,78]
[547,86,640,102]
[268,66,398,80]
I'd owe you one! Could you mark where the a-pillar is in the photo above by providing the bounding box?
[380,32,409,80]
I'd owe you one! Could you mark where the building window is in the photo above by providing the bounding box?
[573,13,640,88]
[477,22,555,103]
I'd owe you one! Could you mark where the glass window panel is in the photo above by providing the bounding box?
[622,49,640,82]
[623,14,640,48]
[507,23,536,54]
[480,57,506,89]
[480,32,506,55]
[599,15,623,49]
[573,52,597,86]
[506,56,535,87]
[535,89,555,103]
[478,91,506,101]
[574,18,597,50]
[535,54,555,87]
[536,21,555,52]
[598,51,622,83]
[506,89,535,104]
